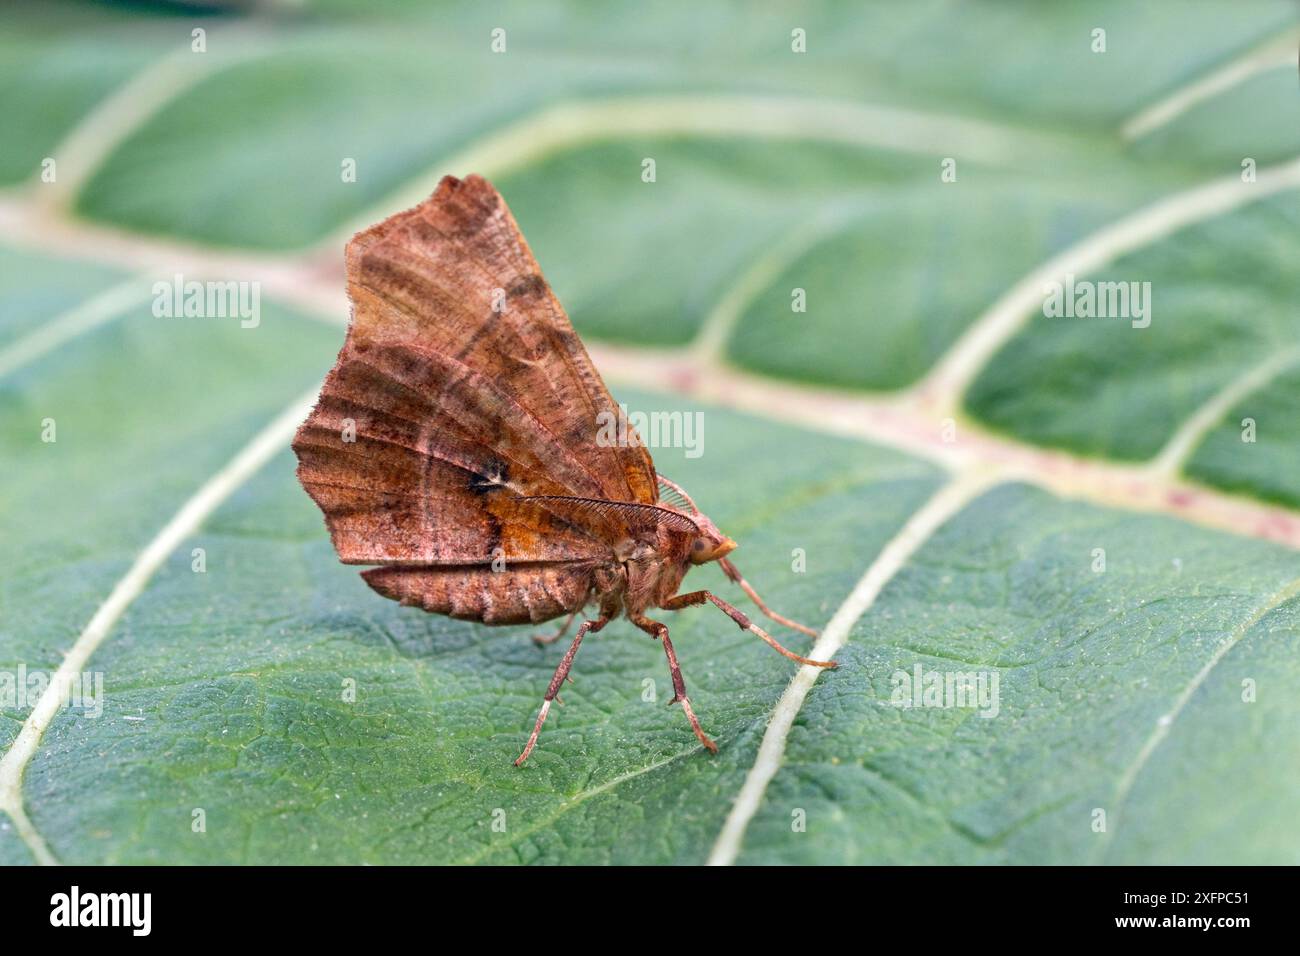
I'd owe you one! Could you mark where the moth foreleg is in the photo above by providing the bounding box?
[532,609,578,647]
[718,556,818,637]
[514,615,608,767]
[662,589,837,670]
[630,614,717,755]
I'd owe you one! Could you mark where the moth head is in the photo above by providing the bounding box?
[688,512,736,565]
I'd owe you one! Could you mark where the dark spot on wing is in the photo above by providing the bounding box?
[507,274,548,299]
[468,457,510,495]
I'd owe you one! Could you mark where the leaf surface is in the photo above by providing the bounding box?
[2,0,1298,864]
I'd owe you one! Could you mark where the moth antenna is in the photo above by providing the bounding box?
[516,495,700,533]
[656,475,699,514]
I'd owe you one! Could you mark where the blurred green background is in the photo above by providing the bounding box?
[2,1,1300,865]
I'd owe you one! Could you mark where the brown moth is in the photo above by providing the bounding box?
[292,174,835,766]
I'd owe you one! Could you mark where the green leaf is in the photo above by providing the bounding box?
[22,399,942,864]
[966,196,1300,462]
[739,484,1300,865]
[1184,366,1300,508]
[0,3,181,187]
[3,0,1299,865]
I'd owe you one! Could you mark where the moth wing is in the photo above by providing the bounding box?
[293,341,629,565]
[293,174,653,567]
[343,174,656,505]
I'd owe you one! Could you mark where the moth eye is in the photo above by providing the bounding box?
[692,540,706,552]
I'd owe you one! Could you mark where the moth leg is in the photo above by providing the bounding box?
[631,614,718,755]
[532,609,578,647]
[514,615,608,767]
[718,556,818,638]
[662,589,837,669]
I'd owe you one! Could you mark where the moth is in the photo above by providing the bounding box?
[292,174,834,765]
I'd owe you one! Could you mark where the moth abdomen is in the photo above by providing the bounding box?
[361,562,596,625]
